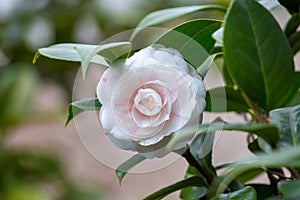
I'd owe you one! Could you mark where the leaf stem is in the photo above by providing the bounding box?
[240,92,267,123]
[182,149,214,184]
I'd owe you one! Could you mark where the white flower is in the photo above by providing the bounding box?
[97,45,206,158]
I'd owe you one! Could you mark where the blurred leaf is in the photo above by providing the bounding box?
[65,98,101,126]
[236,168,264,184]
[211,186,256,200]
[116,154,146,184]
[144,176,207,200]
[217,147,300,194]
[0,66,37,132]
[197,122,279,148]
[156,19,222,69]
[270,104,300,148]
[285,13,300,38]
[197,53,222,78]
[285,72,300,106]
[130,5,226,40]
[180,166,208,200]
[205,86,249,113]
[278,179,300,198]
[224,0,295,110]
[4,184,50,200]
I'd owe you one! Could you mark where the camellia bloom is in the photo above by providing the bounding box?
[97,45,206,158]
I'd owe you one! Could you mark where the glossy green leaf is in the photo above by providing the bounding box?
[156,19,222,69]
[116,154,146,184]
[65,98,101,126]
[236,168,264,184]
[269,104,300,148]
[211,186,257,200]
[278,179,300,198]
[205,86,249,113]
[180,166,208,200]
[130,5,226,40]
[247,184,277,200]
[144,176,207,200]
[224,0,295,110]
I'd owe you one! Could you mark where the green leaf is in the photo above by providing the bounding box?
[189,130,216,180]
[236,168,264,184]
[211,186,257,200]
[35,42,132,78]
[34,43,107,65]
[65,98,101,126]
[155,19,222,69]
[180,166,208,200]
[205,86,249,113]
[285,13,300,38]
[247,184,277,200]
[144,176,207,200]
[278,179,300,198]
[224,0,295,110]
[269,104,300,148]
[284,72,300,107]
[130,5,226,40]
[217,147,300,194]
[116,154,146,184]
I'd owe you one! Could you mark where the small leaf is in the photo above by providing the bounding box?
[212,27,224,44]
[130,5,226,40]
[224,0,295,110]
[156,19,222,69]
[211,186,257,200]
[197,53,222,78]
[65,98,101,126]
[278,179,300,198]
[284,72,300,106]
[144,176,207,200]
[81,42,132,78]
[189,130,216,180]
[285,13,300,38]
[205,86,249,113]
[270,104,300,148]
[116,154,146,184]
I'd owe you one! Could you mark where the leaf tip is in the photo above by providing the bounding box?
[33,51,41,64]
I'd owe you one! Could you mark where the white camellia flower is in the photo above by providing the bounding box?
[97,45,206,158]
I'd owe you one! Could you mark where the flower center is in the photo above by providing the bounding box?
[134,88,162,116]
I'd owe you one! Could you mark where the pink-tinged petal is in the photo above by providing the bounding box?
[97,61,127,105]
[99,107,131,140]
[138,134,165,146]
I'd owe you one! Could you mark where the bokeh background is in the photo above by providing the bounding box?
[0,0,298,199]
